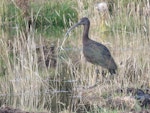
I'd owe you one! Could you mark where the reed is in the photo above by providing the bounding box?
[0,0,149,112]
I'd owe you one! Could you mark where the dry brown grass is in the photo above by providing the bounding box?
[0,0,150,113]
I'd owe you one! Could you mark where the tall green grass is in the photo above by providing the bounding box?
[32,0,78,37]
[1,0,78,38]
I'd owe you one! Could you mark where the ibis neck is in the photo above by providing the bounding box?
[82,24,90,44]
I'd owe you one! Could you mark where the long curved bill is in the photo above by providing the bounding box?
[65,22,81,37]
[60,21,81,50]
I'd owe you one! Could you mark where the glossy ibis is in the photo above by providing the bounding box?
[66,17,117,75]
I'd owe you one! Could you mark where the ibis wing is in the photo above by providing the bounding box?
[83,41,116,69]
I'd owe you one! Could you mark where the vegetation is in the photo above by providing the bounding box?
[0,0,149,113]
[1,0,78,38]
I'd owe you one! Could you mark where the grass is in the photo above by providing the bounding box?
[0,0,150,113]
[1,0,78,38]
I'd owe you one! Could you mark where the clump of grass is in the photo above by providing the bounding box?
[1,0,78,38]
[108,0,149,36]
[33,0,78,37]
[1,1,25,37]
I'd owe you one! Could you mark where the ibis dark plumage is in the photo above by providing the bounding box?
[66,17,117,75]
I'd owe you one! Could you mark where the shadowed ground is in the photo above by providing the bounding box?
[0,106,47,113]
